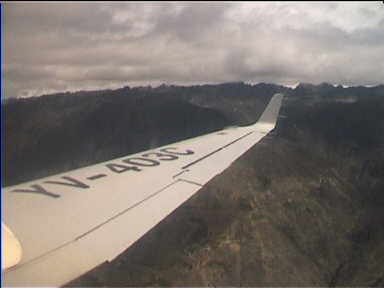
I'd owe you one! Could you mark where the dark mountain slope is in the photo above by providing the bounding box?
[3,82,287,186]
[3,82,384,286]
[4,95,230,186]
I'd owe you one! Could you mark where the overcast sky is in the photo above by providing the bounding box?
[4,2,384,98]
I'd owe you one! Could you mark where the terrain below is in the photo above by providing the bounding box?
[69,88,383,286]
[4,82,384,286]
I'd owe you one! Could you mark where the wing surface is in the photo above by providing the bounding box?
[3,93,283,286]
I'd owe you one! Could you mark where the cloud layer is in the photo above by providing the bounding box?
[4,2,384,98]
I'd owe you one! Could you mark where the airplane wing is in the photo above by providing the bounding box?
[3,93,284,287]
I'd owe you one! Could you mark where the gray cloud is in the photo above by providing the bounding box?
[4,2,384,98]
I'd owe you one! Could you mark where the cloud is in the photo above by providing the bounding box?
[4,2,384,98]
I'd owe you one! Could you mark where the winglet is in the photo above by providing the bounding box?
[255,93,284,132]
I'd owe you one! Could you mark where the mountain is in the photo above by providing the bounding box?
[3,82,384,286]
[3,82,288,186]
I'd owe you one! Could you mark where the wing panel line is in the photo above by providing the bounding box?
[178,179,204,187]
[181,131,254,170]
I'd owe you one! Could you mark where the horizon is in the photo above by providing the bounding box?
[3,80,384,101]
